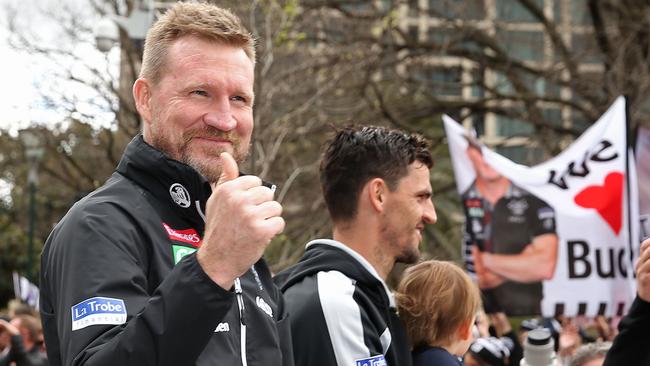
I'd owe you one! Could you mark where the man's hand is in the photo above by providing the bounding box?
[558,319,582,358]
[472,246,505,289]
[0,319,20,336]
[197,152,285,289]
[636,238,650,302]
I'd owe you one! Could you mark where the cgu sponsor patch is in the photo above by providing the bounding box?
[162,223,202,247]
[71,297,127,331]
[172,245,197,265]
[355,355,387,366]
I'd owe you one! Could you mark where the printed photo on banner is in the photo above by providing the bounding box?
[460,133,558,316]
[444,96,639,317]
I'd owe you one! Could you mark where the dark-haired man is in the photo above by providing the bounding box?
[276,126,437,366]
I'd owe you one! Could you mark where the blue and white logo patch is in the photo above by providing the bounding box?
[355,355,387,366]
[71,297,127,331]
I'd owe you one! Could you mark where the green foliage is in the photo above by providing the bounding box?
[0,123,134,305]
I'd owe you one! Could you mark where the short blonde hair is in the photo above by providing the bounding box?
[396,260,481,348]
[140,2,255,84]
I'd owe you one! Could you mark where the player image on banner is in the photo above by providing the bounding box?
[444,96,639,317]
[461,135,559,316]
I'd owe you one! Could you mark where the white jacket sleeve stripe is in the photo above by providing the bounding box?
[317,270,370,366]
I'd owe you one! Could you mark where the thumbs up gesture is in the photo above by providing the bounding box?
[197,152,284,289]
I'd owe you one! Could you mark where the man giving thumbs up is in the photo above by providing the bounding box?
[39,3,292,366]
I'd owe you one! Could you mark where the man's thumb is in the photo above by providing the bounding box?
[217,152,239,185]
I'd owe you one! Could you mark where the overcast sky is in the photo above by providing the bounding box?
[0,0,115,133]
[0,2,38,133]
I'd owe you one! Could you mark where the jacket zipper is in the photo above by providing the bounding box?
[234,277,248,366]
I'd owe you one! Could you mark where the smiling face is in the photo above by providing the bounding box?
[380,161,437,264]
[135,36,255,182]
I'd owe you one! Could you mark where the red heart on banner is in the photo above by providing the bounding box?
[573,172,624,235]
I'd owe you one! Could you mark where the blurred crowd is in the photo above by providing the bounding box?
[464,310,614,366]
[0,302,48,366]
[0,296,618,366]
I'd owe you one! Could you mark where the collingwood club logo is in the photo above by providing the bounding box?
[169,183,191,208]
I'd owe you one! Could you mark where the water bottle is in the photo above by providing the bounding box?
[520,328,558,366]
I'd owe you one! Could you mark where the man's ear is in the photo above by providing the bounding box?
[133,78,153,125]
[366,178,387,213]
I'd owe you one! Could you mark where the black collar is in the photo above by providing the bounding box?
[116,135,212,228]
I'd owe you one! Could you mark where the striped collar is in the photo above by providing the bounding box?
[305,239,396,308]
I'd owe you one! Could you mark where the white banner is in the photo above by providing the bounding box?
[444,96,639,317]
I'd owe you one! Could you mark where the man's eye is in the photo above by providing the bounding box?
[231,95,247,103]
[191,90,209,97]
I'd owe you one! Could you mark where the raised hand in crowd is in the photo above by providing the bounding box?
[558,319,582,361]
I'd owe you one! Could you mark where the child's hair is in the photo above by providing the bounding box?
[396,260,481,348]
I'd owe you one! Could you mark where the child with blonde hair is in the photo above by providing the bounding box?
[396,260,481,366]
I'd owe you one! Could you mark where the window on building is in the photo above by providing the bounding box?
[570,0,591,26]
[427,27,483,52]
[340,1,374,14]
[427,27,452,47]
[496,30,545,62]
[542,107,563,128]
[572,32,603,64]
[494,72,547,97]
[432,66,463,96]
[496,112,534,137]
[380,0,393,11]
[553,0,563,23]
[408,0,419,17]
[545,79,561,98]
[496,0,543,23]
[470,67,485,98]
[571,110,591,133]
[412,65,463,96]
[428,0,486,20]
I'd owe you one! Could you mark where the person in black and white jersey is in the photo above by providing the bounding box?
[276,126,438,366]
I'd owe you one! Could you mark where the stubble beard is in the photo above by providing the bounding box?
[394,243,420,265]
[149,125,249,182]
[381,222,421,266]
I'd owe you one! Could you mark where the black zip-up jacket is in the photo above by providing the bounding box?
[275,239,412,366]
[40,135,293,366]
[603,296,650,365]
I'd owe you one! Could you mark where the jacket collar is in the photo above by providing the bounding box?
[306,239,396,308]
[116,134,212,228]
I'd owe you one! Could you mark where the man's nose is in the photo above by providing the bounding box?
[423,200,437,225]
[203,98,236,131]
